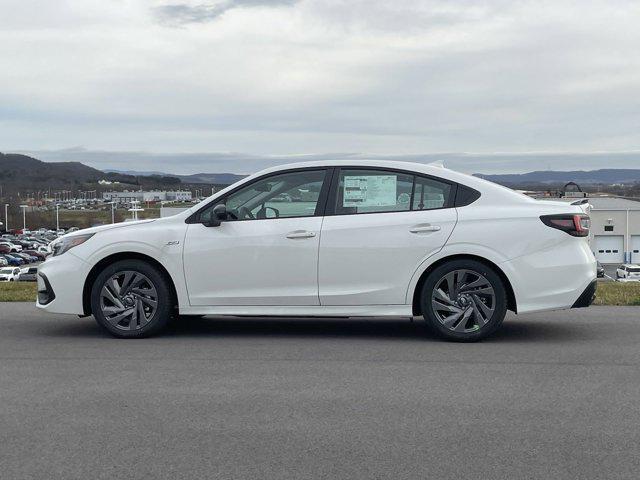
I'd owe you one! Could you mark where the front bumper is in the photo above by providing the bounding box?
[37,272,56,305]
[36,252,89,314]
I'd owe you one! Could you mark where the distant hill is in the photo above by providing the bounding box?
[0,152,181,196]
[176,172,246,184]
[475,169,640,185]
[104,169,169,176]
[105,168,246,185]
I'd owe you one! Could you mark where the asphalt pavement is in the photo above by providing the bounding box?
[1,303,640,479]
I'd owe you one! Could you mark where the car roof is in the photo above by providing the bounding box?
[214,160,539,206]
[622,264,640,268]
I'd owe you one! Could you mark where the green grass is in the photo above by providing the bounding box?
[1,278,639,306]
[0,282,38,302]
[594,282,640,306]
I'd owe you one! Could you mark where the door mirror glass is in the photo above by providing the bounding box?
[204,203,227,227]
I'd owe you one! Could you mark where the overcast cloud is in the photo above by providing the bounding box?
[2,0,640,174]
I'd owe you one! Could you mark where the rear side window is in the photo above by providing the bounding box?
[413,176,452,210]
[334,169,453,215]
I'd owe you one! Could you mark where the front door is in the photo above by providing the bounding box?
[183,168,330,306]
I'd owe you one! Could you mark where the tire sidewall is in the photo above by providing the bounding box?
[420,259,507,342]
[90,259,173,338]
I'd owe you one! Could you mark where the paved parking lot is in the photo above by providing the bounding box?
[603,264,619,281]
[1,304,640,479]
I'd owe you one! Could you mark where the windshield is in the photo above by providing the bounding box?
[0,268,13,274]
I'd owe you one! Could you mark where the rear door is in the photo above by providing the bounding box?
[318,168,458,305]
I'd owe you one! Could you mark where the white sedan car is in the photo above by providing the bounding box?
[0,267,21,282]
[616,264,640,281]
[37,161,597,341]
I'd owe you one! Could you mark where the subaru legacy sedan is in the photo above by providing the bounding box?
[37,161,597,341]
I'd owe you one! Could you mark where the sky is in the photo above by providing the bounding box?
[1,0,640,174]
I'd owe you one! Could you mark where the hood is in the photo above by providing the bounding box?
[63,219,156,238]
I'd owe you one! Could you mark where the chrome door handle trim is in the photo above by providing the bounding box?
[410,225,441,233]
[286,231,316,239]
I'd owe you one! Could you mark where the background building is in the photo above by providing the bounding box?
[538,196,640,264]
[587,197,640,264]
[103,190,193,204]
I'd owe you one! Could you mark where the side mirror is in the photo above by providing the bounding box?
[204,204,228,227]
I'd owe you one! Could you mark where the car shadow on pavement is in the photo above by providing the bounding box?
[43,314,586,343]
[174,316,586,343]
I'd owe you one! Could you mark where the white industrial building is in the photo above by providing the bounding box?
[103,190,193,204]
[539,196,640,264]
[586,197,640,264]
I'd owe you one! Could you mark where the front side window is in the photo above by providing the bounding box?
[198,169,327,222]
[334,169,452,215]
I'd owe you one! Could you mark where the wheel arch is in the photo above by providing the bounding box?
[82,252,179,316]
[411,254,517,316]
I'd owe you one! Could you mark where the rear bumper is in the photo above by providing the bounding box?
[571,280,597,308]
[500,239,597,313]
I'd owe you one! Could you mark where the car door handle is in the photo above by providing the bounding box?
[410,225,441,233]
[286,230,316,239]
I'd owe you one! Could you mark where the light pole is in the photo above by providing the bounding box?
[55,204,60,231]
[111,202,116,224]
[20,205,27,231]
[3,204,8,232]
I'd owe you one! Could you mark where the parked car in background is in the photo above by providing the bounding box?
[0,257,8,267]
[1,254,24,266]
[596,261,605,278]
[616,264,640,281]
[0,241,22,252]
[37,160,597,341]
[14,253,36,263]
[0,267,21,282]
[23,250,47,261]
[0,245,11,255]
[18,267,39,282]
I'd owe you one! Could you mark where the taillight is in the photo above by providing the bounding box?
[540,214,590,237]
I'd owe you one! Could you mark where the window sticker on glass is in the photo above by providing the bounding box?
[343,175,397,207]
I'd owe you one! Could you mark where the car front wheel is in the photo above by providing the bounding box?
[420,259,507,342]
[90,259,174,338]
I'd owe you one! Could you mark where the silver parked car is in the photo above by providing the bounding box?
[18,267,39,282]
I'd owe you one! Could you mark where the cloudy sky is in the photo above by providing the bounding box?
[1,0,640,174]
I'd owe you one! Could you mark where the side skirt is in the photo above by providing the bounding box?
[178,304,414,317]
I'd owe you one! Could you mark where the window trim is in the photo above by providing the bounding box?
[186,167,334,224]
[324,166,458,217]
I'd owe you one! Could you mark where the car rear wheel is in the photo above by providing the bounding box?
[90,259,174,338]
[420,259,507,342]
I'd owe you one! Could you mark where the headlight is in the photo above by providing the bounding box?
[51,234,94,257]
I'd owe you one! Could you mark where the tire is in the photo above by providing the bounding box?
[90,259,175,338]
[420,259,507,342]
